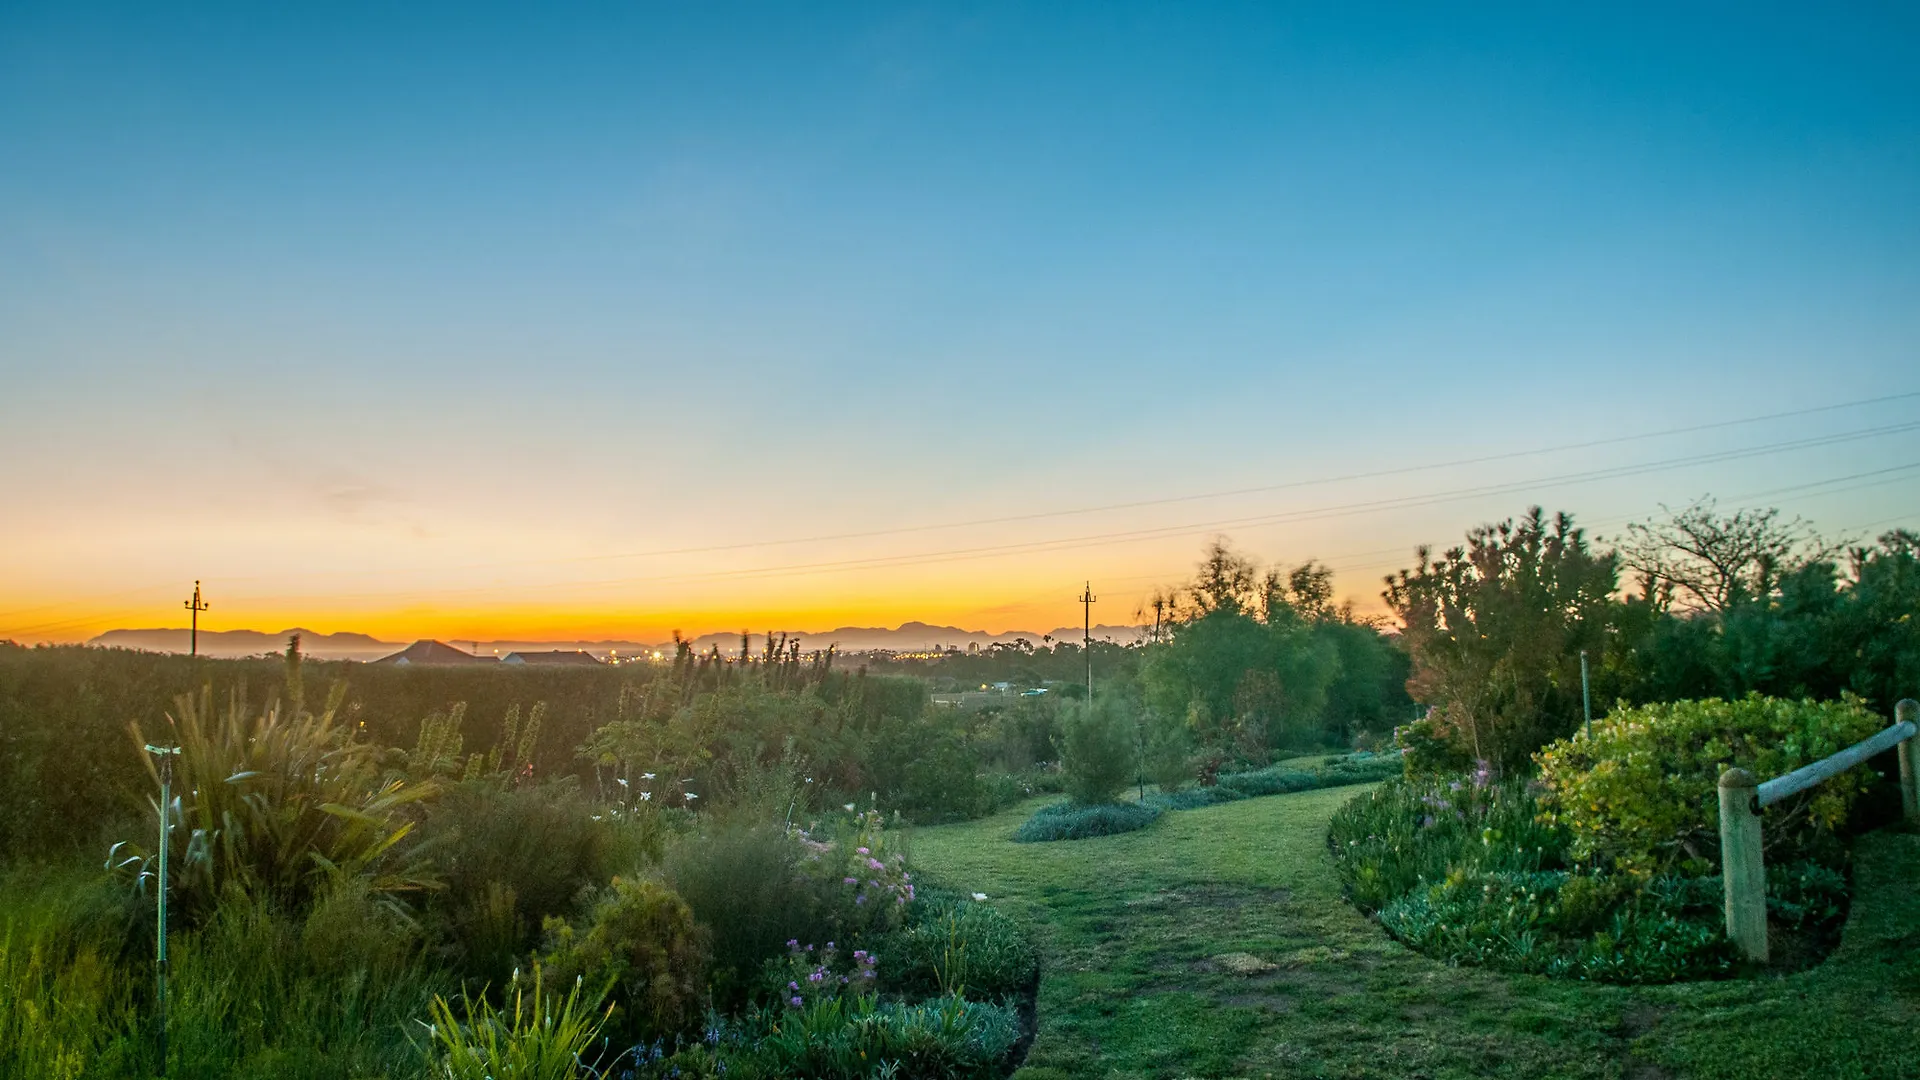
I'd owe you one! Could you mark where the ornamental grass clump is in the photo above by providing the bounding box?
[1534,693,1885,876]
[118,685,435,921]
[424,966,611,1080]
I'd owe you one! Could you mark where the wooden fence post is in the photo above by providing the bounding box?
[1899,699,1918,826]
[1718,767,1767,963]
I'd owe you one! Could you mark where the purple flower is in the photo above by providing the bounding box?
[1420,814,1436,828]
[786,939,799,949]
[855,847,870,856]
[808,971,823,983]
[844,877,858,885]
[855,894,866,905]
[790,995,803,1007]
[788,981,798,991]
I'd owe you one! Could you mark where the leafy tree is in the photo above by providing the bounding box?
[1615,497,1840,612]
[1059,697,1136,805]
[1385,507,1617,769]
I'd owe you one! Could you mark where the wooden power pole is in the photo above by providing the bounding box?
[1078,582,1097,701]
[183,582,209,657]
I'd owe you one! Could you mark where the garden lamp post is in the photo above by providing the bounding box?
[144,742,181,1077]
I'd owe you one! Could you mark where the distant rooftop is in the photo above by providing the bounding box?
[501,650,603,667]
[370,640,498,666]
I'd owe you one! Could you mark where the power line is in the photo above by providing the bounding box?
[90,387,1920,591]
[9,412,1918,637]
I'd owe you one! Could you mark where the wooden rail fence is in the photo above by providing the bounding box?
[1716,698,1918,961]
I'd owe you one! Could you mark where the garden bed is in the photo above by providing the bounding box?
[1013,751,1401,843]
[1327,773,1856,983]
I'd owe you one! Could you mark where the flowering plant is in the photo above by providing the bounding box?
[761,939,877,1010]
[796,808,915,938]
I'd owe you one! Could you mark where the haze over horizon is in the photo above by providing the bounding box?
[4,5,1917,645]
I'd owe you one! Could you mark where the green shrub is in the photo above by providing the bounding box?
[1393,715,1472,776]
[1327,775,1568,913]
[1058,698,1135,806]
[877,896,1038,1000]
[1535,694,1886,875]
[1765,859,1849,929]
[1012,800,1160,843]
[539,877,710,1044]
[661,821,831,1008]
[415,781,642,980]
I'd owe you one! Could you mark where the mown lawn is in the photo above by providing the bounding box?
[911,785,1920,1080]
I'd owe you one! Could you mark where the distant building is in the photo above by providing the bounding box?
[501,650,603,667]
[371,640,498,666]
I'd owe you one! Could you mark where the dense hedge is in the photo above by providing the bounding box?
[1535,693,1886,875]
[1012,801,1163,843]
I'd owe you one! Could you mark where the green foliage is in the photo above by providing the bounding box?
[123,686,433,919]
[660,820,848,1007]
[1392,715,1473,776]
[425,966,611,1080]
[1154,751,1401,809]
[164,884,445,1078]
[1386,507,1619,769]
[539,877,711,1044]
[416,781,643,980]
[1140,543,1408,762]
[1328,774,1568,913]
[1534,694,1885,875]
[877,895,1038,1001]
[0,867,142,1080]
[730,992,1020,1080]
[1330,769,1857,985]
[1134,707,1195,793]
[911,765,1920,1079]
[1058,697,1135,805]
[1012,800,1161,842]
[1376,868,1741,984]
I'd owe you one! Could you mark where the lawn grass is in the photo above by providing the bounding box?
[910,785,1920,1080]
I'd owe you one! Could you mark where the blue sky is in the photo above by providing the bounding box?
[2,4,1917,641]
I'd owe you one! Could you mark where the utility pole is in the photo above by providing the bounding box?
[144,740,181,1075]
[1078,582,1097,701]
[183,582,209,658]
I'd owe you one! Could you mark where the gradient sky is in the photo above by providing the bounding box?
[3,3,1918,644]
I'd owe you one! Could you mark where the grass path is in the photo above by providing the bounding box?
[910,786,1920,1080]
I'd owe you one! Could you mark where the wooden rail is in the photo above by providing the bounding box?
[1717,698,1918,962]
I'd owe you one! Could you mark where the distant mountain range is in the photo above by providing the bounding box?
[90,628,398,661]
[88,622,1147,661]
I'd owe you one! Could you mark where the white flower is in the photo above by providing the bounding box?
[616,777,629,787]
[971,892,988,901]
[844,803,857,812]
[642,772,656,780]
[640,791,652,801]
[685,792,699,801]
